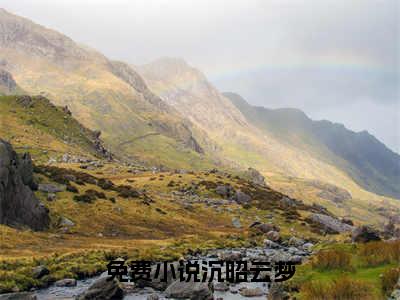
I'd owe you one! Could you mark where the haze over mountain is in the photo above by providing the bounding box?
[225,92,400,199]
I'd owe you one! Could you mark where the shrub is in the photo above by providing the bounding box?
[381,267,400,296]
[301,277,376,300]
[311,249,352,270]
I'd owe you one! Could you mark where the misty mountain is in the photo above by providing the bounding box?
[225,92,400,199]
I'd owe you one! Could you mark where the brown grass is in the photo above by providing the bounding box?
[381,267,400,296]
[359,240,400,267]
[311,249,352,271]
[301,277,376,300]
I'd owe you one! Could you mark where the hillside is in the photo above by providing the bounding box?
[225,92,400,199]
[0,94,112,163]
[0,8,213,169]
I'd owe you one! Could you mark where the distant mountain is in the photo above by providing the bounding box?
[225,92,400,199]
[0,9,211,169]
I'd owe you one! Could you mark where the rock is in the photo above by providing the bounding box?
[32,266,49,279]
[389,276,400,300]
[266,231,280,242]
[77,277,123,300]
[0,140,49,230]
[352,225,381,243]
[341,218,354,226]
[245,167,267,186]
[147,294,159,300]
[249,221,262,228]
[55,278,77,287]
[234,190,251,204]
[59,217,75,227]
[288,237,304,247]
[215,185,234,198]
[264,239,280,249]
[47,193,56,201]
[0,292,37,300]
[0,69,17,94]
[239,287,264,297]
[213,282,229,291]
[232,217,242,228]
[306,213,353,234]
[267,283,289,300]
[164,280,213,299]
[38,183,66,193]
[302,242,314,252]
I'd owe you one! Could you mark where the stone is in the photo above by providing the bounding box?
[306,213,353,234]
[218,251,243,261]
[215,185,234,198]
[0,140,49,231]
[266,230,280,242]
[77,277,123,300]
[256,223,280,233]
[352,225,381,243]
[47,193,56,201]
[302,242,314,252]
[59,217,75,227]
[55,278,77,287]
[213,282,229,291]
[264,239,280,249]
[246,167,266,186]
[146,294,159,300]
[239,287,264,297]
[288,237,304,247]
[0,292,37,300]
[234,190,251,204]
[136,262,179,290]
[164,280,213,299]
[38,183,66,193]
[32,266,49,279]
[232,217,242,228]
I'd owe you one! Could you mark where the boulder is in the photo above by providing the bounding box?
[164,280,213,299]
[32,266,49,279]
[306,213,353,234]
[266,230,280,242]
[147,295,159,300]
[0,292,37,300]
[55,278,77,287]
[77,277,123,300]
[0,140,49,230]
[215,185,234,198]
[288,237,304,247]
[264,239,280,249]
[38,183,66,193]
[245,167,266,186]
[213,282,229,291]
[352,225,381,243]
[234,190,251,204]
[239,287,264,297]
[255,223,280,233]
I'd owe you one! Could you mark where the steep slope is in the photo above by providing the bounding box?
[0,9,210,169]
[0,94,112,163]
[225,92,400,199]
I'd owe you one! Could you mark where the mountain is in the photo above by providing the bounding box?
[0,8,212,169]
[225,92,400,199]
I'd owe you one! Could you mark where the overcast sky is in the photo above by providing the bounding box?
[2,0,399,153]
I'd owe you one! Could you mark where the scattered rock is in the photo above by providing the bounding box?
[147,294,159,300]
[215,185,234,198]
[47,193,56,201]
[213,282,229,292]
[255,223,280,233]
[77,277,123,300]
[352,225,381,243]
[288,237,304,247]
[59,216,74,227]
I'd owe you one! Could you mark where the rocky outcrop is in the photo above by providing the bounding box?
[0,140,49,230]
[245,167,267,186]
[0,69,17,94]
[352,225,381,243]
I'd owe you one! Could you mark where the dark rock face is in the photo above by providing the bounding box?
[77,277,123,300]
[0,140,49,231]
[352,225,381,243]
